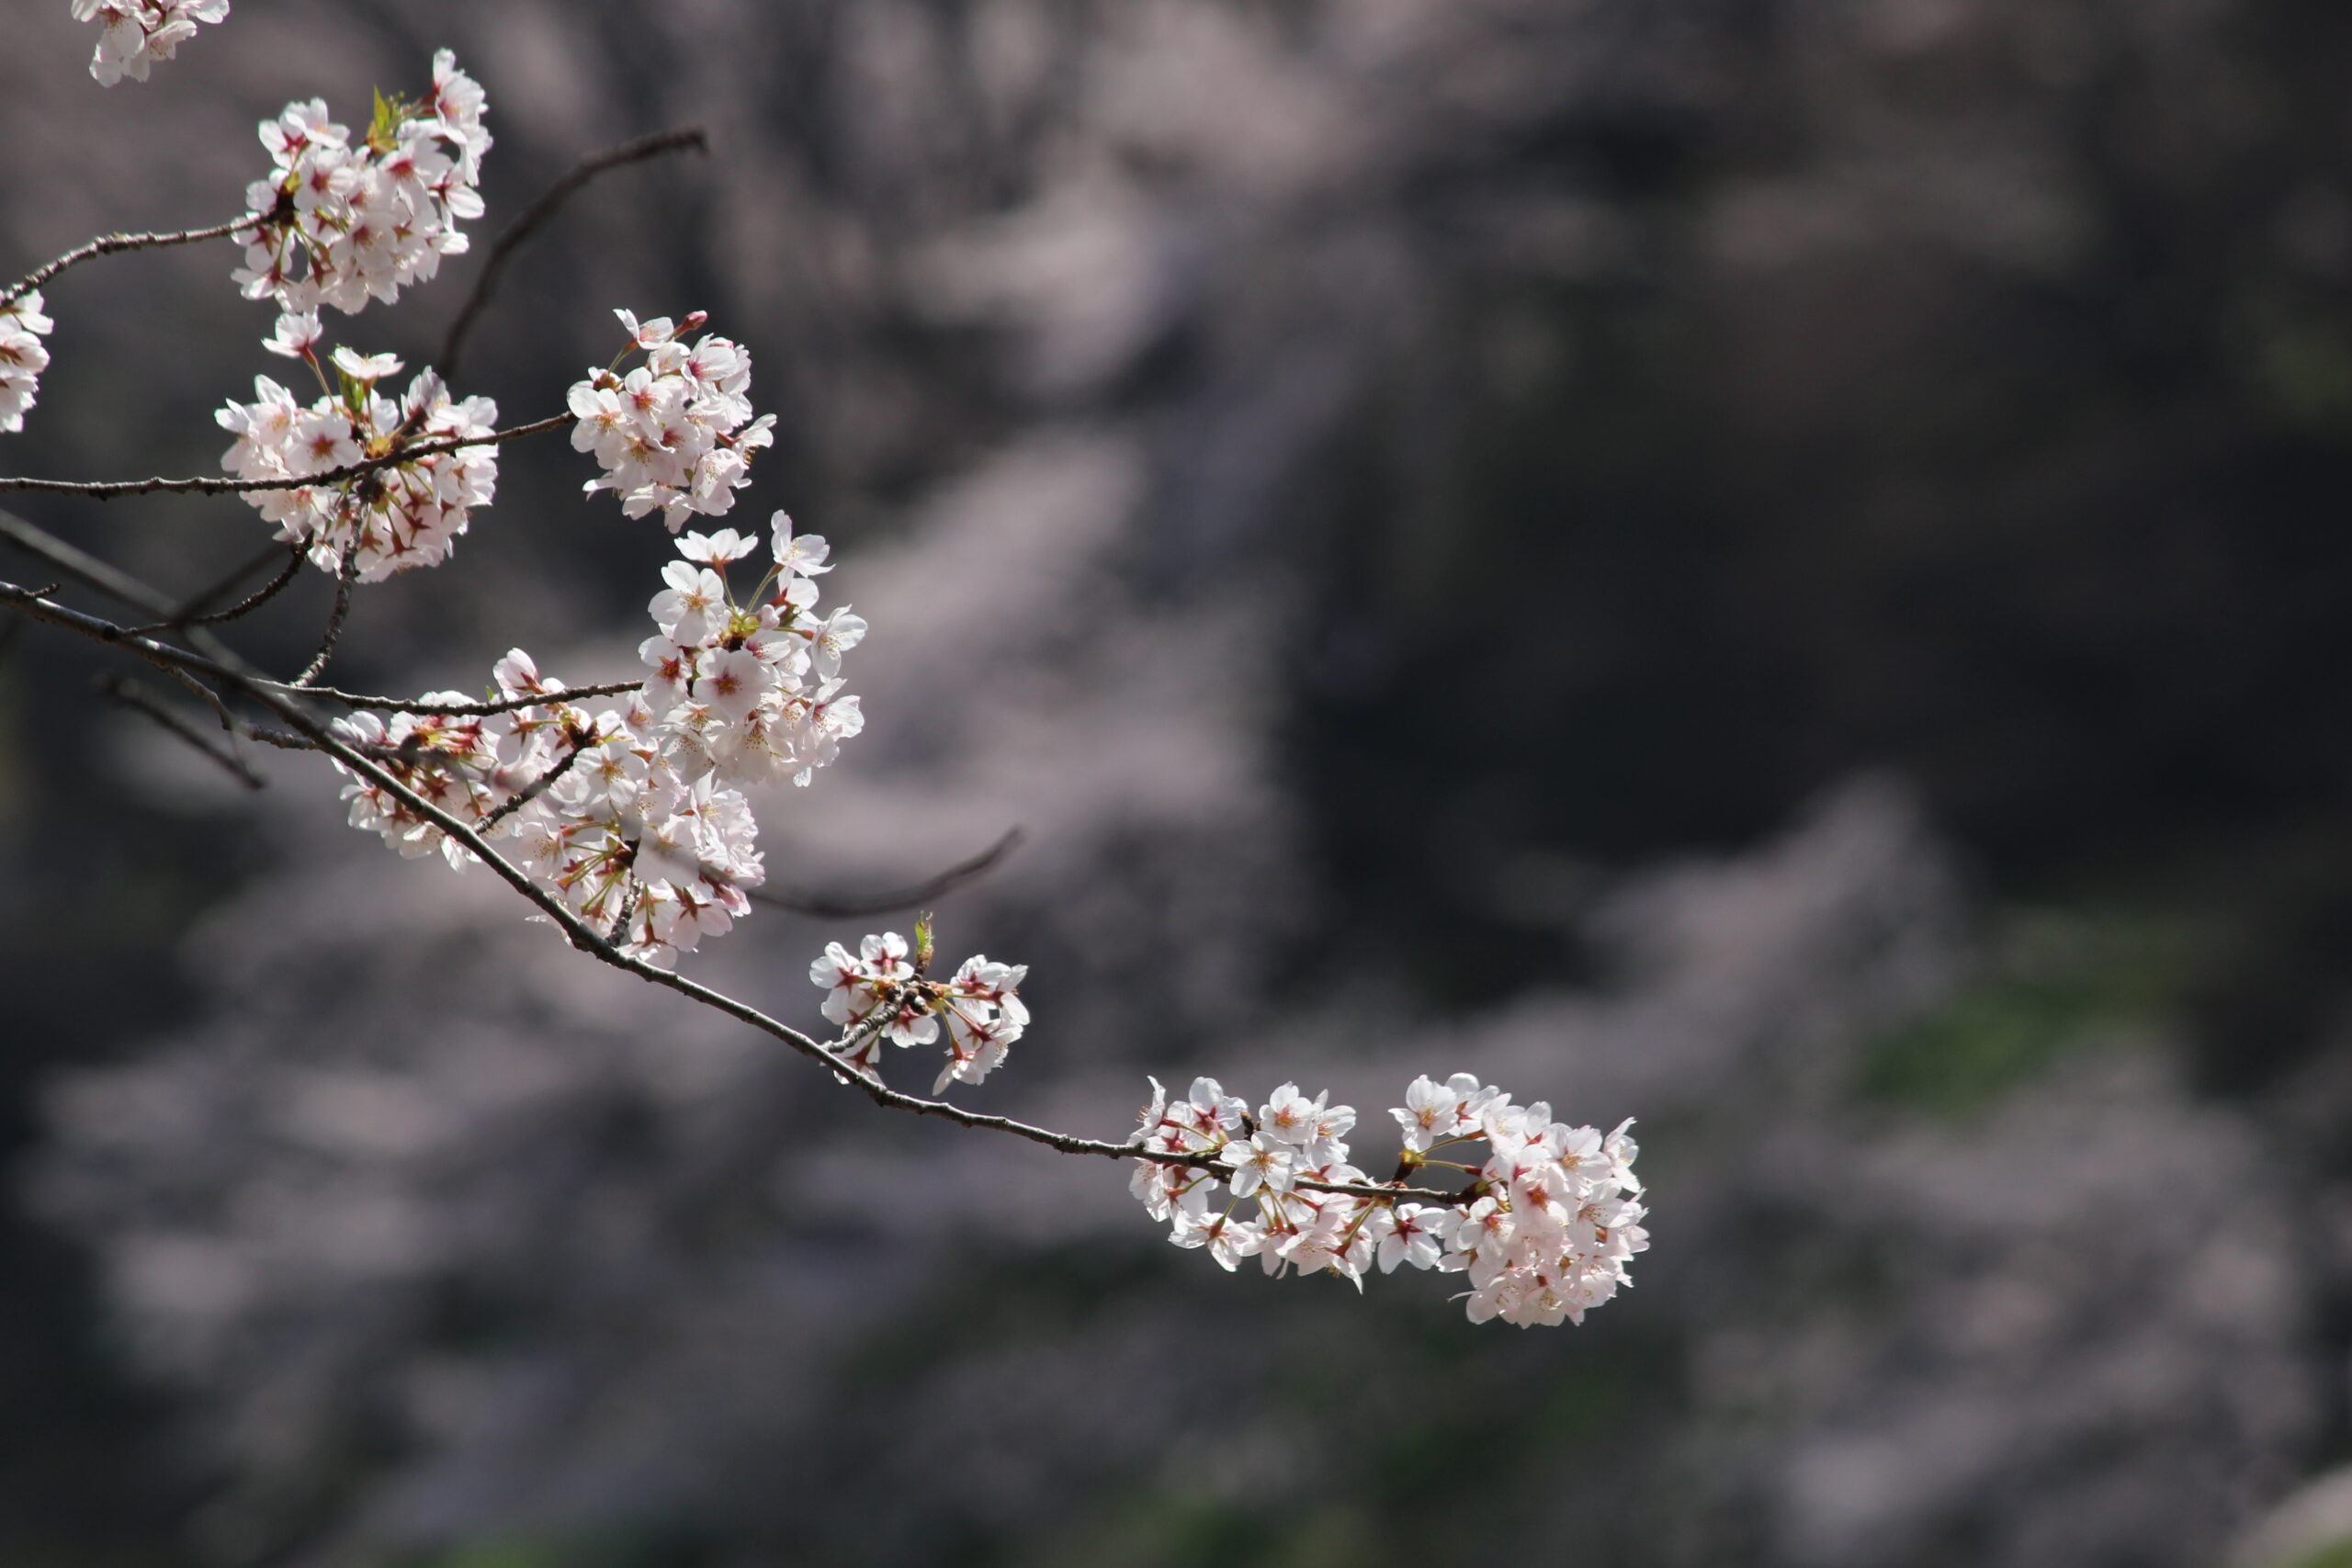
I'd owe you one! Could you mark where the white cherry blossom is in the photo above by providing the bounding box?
[72,0,229,86]
[1129,1073,1645,1327]
[568,309,775,529]
[217,364,498,580]
[0,289,53,434]
[231,51,489,342]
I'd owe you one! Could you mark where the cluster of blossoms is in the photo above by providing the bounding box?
[569,310,777,531]
[23,12,1657,1333]
[636,501,865,786]
[216,347,498,580]
[1132,1074,1645,1327]
[71,0,228,86]
[330,510,858,966]
[0,290,53,434]
[810,931,1029,1090]
[231,51,488,341]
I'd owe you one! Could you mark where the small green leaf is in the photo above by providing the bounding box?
[367,86,402,151]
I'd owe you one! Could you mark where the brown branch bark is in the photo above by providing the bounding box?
[0,412,574,500]
[139,541,305,632]
[752,828,1026,919]
[277,679,644,716]
[436,127,709,378]
[4,212,261,310]
[290,543,360,687]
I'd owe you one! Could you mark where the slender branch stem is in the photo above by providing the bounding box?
[752,828,1026,919]
[139,541,304,632]
[241,724,317,752]
[291,543,360,687]
[268,678,644,716]
[479,734,587,830]
[164,665,238,732]
[4,212,261,310]
[0,412,575,500]
[437,127,708,378]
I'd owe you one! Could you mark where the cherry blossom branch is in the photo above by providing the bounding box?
[271,679,644,715]
[2,511,573,722]
[0,576,1465,1205]
[136,541,304,632]
[0,412,575,500]
[163,664,238,732]
[752,828,1027,919]
[290,543,360,686]
[436,127,709,378]
[2,212,262,311]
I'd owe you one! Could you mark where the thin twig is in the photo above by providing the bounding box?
[752,828,1027,919]
[139,541,304,633]
[0,580,1467,1207]
[290,543,360,687]
[479,735,588,829]
[0,412,575,500]
[181,546,306,630]
[264,678,644,715]
[165,665,238,732]
[172,540,290,620]
[437,127,709,378]
[4,212,261,310]
[96,674,265,790]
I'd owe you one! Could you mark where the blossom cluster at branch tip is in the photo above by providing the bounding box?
[71,0,228,86]
[569,309,777,530]
[329,509,861,968]
[231,51,488,343]
[639,510,865,787]
[216,349,498,580]
[0,290,53,434]
[1132,1074,1646,1327]
[810,931,1029,1091]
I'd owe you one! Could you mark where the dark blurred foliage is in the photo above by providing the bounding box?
[6,1,2352,1565]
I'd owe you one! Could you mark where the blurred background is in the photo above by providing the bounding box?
[5,0,2352,1563]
